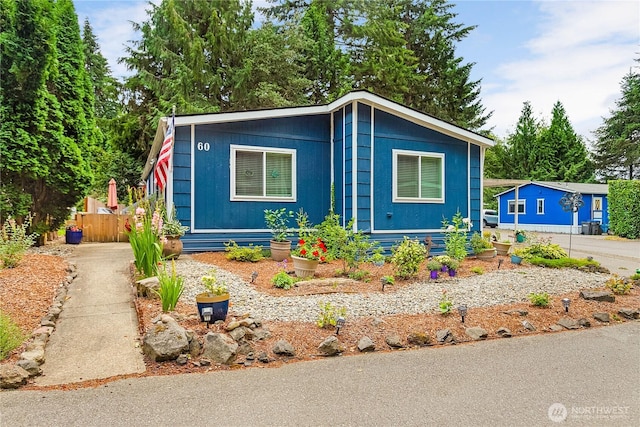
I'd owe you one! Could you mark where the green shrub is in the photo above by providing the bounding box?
[390,237,427,279]
[605,274,632,295]
[470,266,484,275]
[126,194,163,278]
[0,310,25,360]
[224,240,264,262]
[0,215,37,269]
[527,292,550,307]
[470,232,493,254]
[264,208,294,242]
[317,214,382,274]
[381,275,395,286]
[441,211,469,260]
[316,301,347,328]
[517,238,567,260]
[608,180,640,239]
[630,273,640,281]
[527,257,599,269]
[348,270,370,281]
[156,261,184,312]
[271,270,296,290]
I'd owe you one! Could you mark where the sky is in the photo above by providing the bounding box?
[73,0,639,141]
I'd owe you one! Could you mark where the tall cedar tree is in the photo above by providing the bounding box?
[593,65,640,180]
[0,0,93,231]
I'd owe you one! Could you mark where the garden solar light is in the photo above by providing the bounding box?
[201,307,213,326]
[251,271,258,283]
[497,258,503,269]
[335,316,346,335]
[562,298,570,313]
[381,277,389,292]
[458,305,468,323]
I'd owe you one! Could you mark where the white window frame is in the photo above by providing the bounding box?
[230,144,297,202]
[537,198,544,215]
[392,149,445,203]
[508,199,526,214]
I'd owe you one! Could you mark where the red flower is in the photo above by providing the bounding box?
[299,239,305,245]
[300,249,307,256]
[312,250,319,257]
[320,256,326,262]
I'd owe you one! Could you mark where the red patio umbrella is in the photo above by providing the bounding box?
[107,178,118,211]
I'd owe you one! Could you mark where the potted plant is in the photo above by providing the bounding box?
[491,232,512,256]
[446,258,460,277]
[65,225,83,245]
[195,269,230,324]
[161,215,189,259]
[434,255,452,272]
[515,229,527,243]
[426,259,442,279]
[264,208,294,261]
[470,232,496,260]
[511,249,524,265]
[291,236,327,278]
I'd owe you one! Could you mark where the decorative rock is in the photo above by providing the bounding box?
[252,328,272,341]
[549,325,564,332]
[593,312,610,323]
[557,317,580,330]
[226,321,241,331]
[202,332,238,364]
[0,365,30,389]
[229,326,248,342]
[20,348,45,364]
[578,318,591,328]
[136,276,160,298]
[465,327,488,340]
[239,318,256,328]
[618,308,640,319]
[318,336,342,356]
[407,332,430,346]
[504,309,528,316]
[142,315,190,362]
[436,329,454,344]
[579,290,615,303]
[40,319,56,327]
[496,327,512,338]
[385,334,404,348]
[371,318,386,327]
[357,336,375,352]
[236,341,254,356]
[16,359,42,377]
[32,326,54,336]
[522,320,536,331]
[199,358,211,366]
[185,330,201,357]
[272,340,295,357]
[257,351,270,363]
[176,354,189,365]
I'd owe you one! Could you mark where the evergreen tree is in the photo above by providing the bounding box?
[593,66,640,180]
[504,101,541,179]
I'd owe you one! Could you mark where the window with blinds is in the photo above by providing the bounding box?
[230,145,296,201]
[393,150,444,202]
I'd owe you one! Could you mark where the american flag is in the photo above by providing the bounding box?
[154,116,174,192]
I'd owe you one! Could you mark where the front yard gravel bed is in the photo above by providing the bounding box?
[175,258,609,322]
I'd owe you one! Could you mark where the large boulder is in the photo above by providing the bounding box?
[357,336,375,352]
[272,340,295,357]
[436,329,454,344]
[579,290,615,303]
[318,336,342,356]
[202,333,238,365]
[465,327,488,340]
[0,365,29,389]
[142,315,189,362]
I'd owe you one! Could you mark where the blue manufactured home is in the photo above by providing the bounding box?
[495,181,609,234]
[142,91,494,252]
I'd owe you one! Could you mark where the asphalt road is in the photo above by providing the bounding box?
[2,321,638,427]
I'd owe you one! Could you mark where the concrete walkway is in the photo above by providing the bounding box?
[35,243,145,386]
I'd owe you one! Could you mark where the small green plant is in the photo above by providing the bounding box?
[527,257,600,269]
[316,301,347,328]
[605,274,632,295]
[224,240,264,262]
[201,269,228,295]
[441,211,469,261]
[161,207,189,237]
[439,289,453,315]
[517,237,567,260]
[348,270,370,281]
[527,292,550,307]
[264,208,294,242]
[470,266,484,275]
[426,260,442,272]
[381,275,395,285]
[0,215,37,268]
[271,270,296,290]
[630,273,640,281]
[0,310,25,360]
[155,260,184,312]
[390,236,427,278]
[470,232,493,254]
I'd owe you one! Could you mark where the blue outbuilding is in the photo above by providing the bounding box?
[495,181,609,234]
[142,91,494,252]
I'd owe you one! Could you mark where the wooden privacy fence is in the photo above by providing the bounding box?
[75,213,132,242]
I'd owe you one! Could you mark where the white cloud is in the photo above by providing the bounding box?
[485,0,639,140]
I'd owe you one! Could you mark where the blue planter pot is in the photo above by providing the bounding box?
[65,229,82,244]
[196,293,230,324]
[510,254,522,265]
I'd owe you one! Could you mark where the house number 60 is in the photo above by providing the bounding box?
[197,142,210,151]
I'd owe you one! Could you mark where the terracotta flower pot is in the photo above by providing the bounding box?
[291,255,319,278]
[270,240,291,262]
[162,236,183,259]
